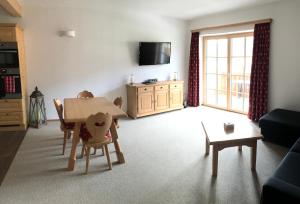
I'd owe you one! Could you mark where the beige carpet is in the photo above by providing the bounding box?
[0,107,288,204]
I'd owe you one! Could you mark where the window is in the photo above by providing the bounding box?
[203,32,253,114]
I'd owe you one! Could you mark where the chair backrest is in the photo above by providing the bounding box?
[86,112,112,144]
[113,97,123,109]
[53,99,64,127]
[77,90,94,99]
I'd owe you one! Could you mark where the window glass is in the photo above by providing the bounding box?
[207,40,217,57]
[207,90,217,105]
[231,37,245,57]
[217,39,228,57]
[231,57,244,75]
[206,58,217,74]
[204,33,253,114]
[217,58,227,74]
[207,74,217,90]
[246,37,254,56]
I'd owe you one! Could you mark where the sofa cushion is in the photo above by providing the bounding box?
[273,152,300,187]
[259,109,300,147]
[291,139,300,153]
[259,109,300,129]
[261,177,300,204]
[261,151,300,204]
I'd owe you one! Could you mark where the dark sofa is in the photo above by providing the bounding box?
[259,109,300,147]
[261,138,300,203]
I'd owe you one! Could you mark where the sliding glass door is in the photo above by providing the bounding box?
[203,32,253,114]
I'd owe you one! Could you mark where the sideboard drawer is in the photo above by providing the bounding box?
[155,85,169,91]
[138,87,154,94]
[0,99,22,112]
[170,83,183,89]
[0,112,22,125]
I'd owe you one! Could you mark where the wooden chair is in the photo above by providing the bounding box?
[82,112,113,174]
[77,90,97,154]
[77,90,94,99]
[113,97,123,128]
[53,99,75,155]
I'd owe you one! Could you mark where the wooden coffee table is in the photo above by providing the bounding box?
[201,121,263,176]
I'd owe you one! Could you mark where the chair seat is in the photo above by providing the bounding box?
[84,138,112,148]
[80,123,112,142]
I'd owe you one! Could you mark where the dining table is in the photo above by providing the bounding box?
[64,97,127,171]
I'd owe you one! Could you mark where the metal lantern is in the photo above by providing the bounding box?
[29,87,47,128]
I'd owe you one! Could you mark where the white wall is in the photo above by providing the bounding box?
[189,0,300,112]
[0,1,188,119]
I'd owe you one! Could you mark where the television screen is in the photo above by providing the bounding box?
[139,42,171,66]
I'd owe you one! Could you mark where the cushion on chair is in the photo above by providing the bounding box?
[79,123,112,142]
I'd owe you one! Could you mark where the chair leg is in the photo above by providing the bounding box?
[104,145,112,170]
[81,144,86,158]
[93,148,97,155]
[62,130,67,155]
[114,119,119,128]
[67,130,72,139]
[102,147,105,156]
[85,146,91,174]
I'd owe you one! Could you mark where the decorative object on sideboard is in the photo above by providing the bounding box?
[169,72,178,81]
[173,72,178,81]
[29,87,47,128]
[59,30,76,38]
[129,74,135,85]
[142,78,158,85]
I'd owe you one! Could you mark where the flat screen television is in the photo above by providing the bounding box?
[139,42,171,66]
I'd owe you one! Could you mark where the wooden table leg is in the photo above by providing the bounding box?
[251,141,257,171]
[110,121,125,164]
[205,137,210,155]
[68,122,81,171]
[238,146,242,151]
[212,145,219,176]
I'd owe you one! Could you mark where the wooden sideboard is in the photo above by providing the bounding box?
[127,80,184,118]
[0,24,27,131]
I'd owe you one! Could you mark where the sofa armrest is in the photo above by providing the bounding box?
[261,177,300,204]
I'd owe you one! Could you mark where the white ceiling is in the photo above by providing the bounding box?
[21,0,282,20]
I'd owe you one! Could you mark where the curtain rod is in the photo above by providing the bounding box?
[191,18,272,33]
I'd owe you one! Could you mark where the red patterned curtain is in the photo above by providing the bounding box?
[248,23,271,121]
[187,32,200,106]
